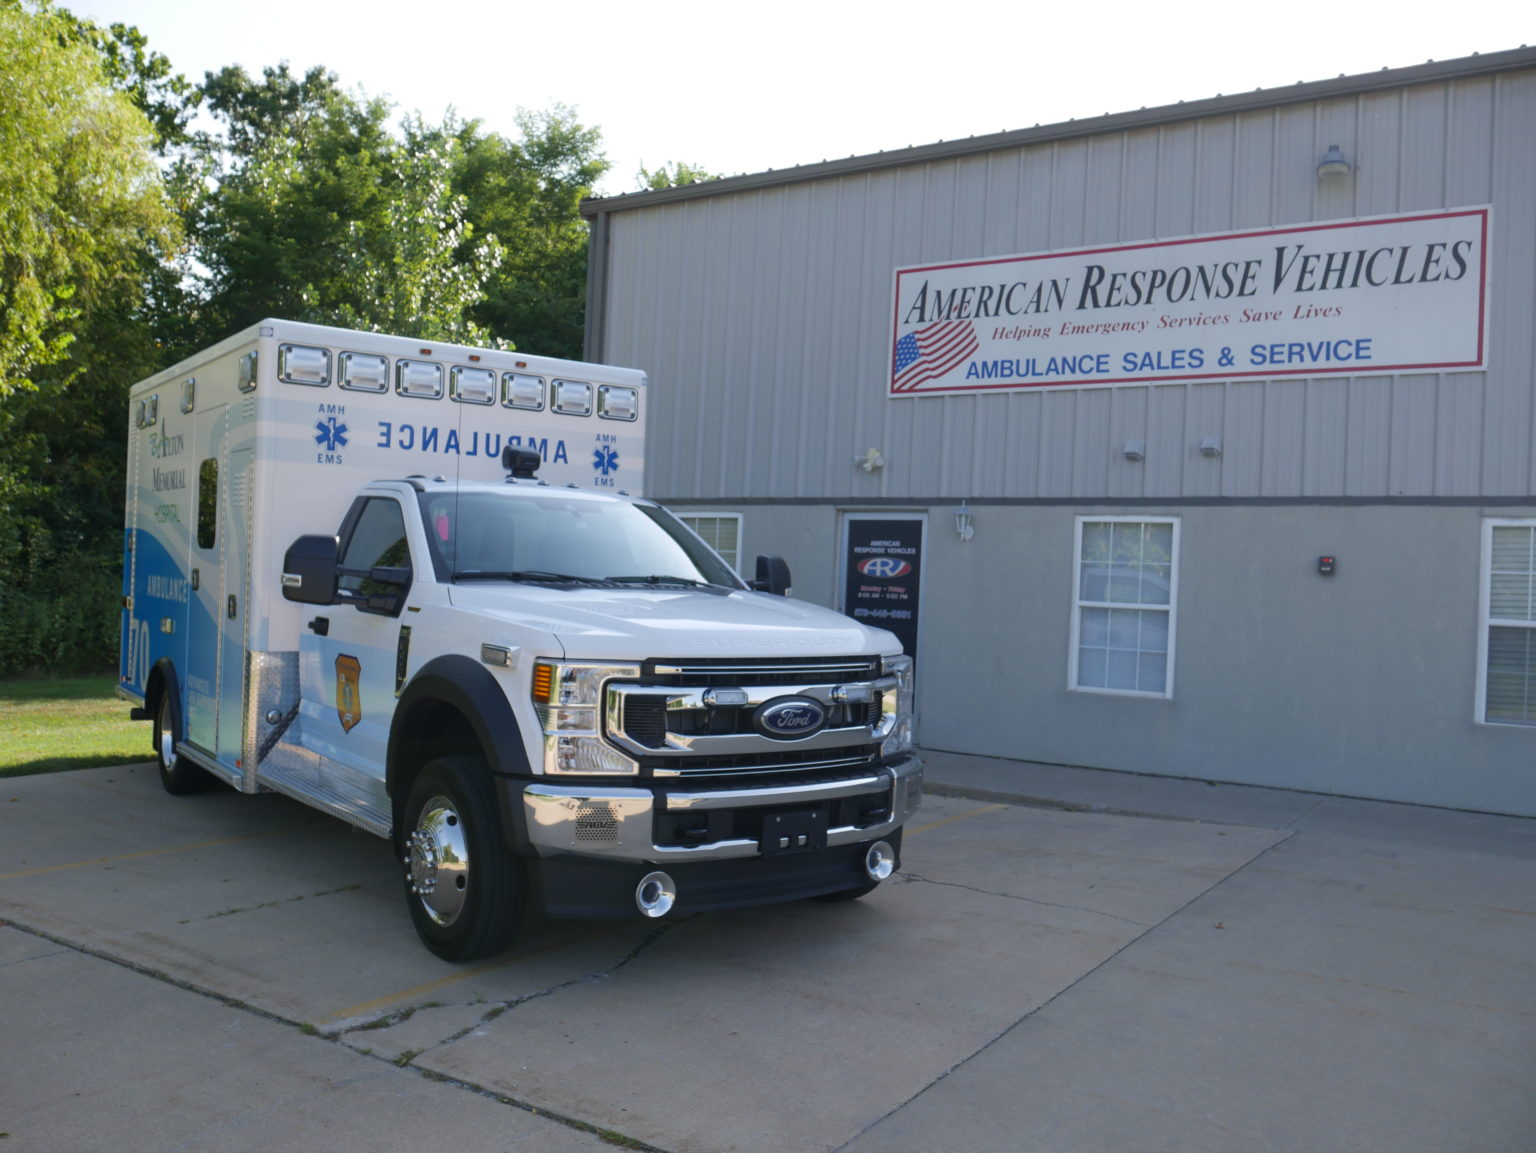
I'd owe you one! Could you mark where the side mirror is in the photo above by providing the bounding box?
[282,535,340,604]
[750,554,792,596]
[354,567,410,616]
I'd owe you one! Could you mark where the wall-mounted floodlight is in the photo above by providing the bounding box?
[1317,144,1351,178]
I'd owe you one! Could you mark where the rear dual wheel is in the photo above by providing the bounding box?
[154,690,211,795]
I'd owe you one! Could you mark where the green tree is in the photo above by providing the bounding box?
[331,119,506,344]
[60,9,200,152]
[0,1,177,397]
[446,106,609,358]
[189,64,399,343]
[637,160,720,190]
[0,1,181,674]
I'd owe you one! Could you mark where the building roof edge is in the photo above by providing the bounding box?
[580,45,1536,217]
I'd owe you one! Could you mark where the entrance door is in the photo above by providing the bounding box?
[839,514,926,662]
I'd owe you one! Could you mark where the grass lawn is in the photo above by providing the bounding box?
[0,676,152,778]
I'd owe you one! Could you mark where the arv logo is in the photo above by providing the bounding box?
[857,557,912,579]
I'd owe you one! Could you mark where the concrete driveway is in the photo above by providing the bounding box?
[2,755,1533,1152]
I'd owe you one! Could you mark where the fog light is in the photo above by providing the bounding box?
[635,871,677,918]
[864,841,896,881]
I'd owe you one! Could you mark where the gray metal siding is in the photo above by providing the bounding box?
[597,66,1536,506]
[728,500,1536,817]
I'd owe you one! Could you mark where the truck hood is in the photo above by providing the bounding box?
[446,584,899,659]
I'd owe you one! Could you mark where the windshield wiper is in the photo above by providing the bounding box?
[606,574,713,588]
[454,570,617,586]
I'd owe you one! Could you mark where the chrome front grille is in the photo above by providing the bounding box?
[605,656,890,779]
[617,694,882,750]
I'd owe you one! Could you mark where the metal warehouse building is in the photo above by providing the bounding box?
[581,47,1536,817]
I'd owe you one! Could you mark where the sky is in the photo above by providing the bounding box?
[71,0,1534,198]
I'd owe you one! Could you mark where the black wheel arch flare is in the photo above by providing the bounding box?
[387,654,533,814]
[146,658,181,737]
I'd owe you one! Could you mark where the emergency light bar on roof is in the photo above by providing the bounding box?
[270,341,639,419]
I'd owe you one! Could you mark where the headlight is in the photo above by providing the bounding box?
[532,661,641,775]
[880,653,915,757]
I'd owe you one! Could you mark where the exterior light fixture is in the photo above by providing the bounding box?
[856,447,885,472]
[1200,435,1222,458]
[955,503,974,542]
[1122,439,1145,462]
[1317,144,1351,178]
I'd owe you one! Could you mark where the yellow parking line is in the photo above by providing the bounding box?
[904,802,1008,837]
[0,827,310,882]
[328,923,626,1021]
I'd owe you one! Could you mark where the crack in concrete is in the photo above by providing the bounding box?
[4,918,679,1153]
[332,918,690,1153]
[396,916,690,1057]
[898,871,1149,928]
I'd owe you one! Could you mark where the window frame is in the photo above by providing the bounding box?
[1476,517,1536,726]
[196,458,218,550]
[1068,515,1180,700]
[336,496,413,615]
[673,511,745,576]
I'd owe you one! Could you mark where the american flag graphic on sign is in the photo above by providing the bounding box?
[891,320,978,392]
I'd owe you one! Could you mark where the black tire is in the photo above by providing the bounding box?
[399,756,522,962]
[813,880,881,903]
[154,690,209,795]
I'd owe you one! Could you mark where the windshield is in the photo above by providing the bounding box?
[418,490,742,588]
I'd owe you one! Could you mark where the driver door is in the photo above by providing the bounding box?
[299,495,415,814]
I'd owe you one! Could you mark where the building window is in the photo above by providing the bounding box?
[1479,519,1536,725]
[677,513,743,574]
[1071,517,1179,698]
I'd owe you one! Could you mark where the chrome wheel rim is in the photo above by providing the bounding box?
[157,699,177,771]
[406,795,469,926]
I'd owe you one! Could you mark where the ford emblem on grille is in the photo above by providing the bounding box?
[754,696,828,740]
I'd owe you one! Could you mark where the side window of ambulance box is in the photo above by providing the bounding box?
[197,459,218,549]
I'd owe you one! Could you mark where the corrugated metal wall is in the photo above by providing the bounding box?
[597,64,1536,504]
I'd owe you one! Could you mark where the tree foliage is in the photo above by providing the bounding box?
[637,160,721,190]
[330,120,505,344]
[0,4,642,675]
[0,1,177,397]
[451,106,608,358]
[190,64,400,339]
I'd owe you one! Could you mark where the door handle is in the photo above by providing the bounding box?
[309,616,330,636]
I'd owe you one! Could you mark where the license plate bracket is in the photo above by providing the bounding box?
[759,806,829,856]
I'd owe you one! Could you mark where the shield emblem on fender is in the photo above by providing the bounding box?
[335,654,362,732]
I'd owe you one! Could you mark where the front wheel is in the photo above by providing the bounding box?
[400,757,523,962]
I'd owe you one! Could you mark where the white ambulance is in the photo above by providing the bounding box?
[118,320,922,960]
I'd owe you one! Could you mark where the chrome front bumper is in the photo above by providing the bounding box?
[521,754,924,863]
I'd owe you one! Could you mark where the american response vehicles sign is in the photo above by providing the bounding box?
[889,208,1488,396]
